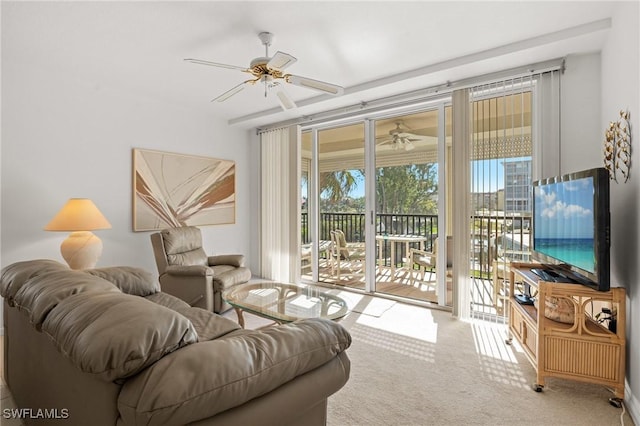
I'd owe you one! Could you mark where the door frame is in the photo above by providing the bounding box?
[303,98,452,306]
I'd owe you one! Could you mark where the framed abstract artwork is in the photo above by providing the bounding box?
[133,149,236,231]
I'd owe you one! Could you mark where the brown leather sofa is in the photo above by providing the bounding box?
[150,226,252,313]
[1,259,351,426]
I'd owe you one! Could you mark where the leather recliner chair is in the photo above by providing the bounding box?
[150,226,252,313]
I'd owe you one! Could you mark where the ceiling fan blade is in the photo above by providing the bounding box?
[276,89,297,110]
[268,51,297,71]
[185,58,249,72]
[394,132,428,143]
[212,81,249,103]
[285,74,344,95]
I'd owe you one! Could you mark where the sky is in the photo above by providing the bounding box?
[305,157,527,200]
[533,176,594,239]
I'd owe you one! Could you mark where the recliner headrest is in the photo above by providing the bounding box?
[161,226,203,255]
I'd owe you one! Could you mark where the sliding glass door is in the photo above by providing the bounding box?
[301,122,366,290]
[300,104,452,307]
[373,109,450,305]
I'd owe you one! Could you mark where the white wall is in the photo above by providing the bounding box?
[601,1,640,420]
[1,50,254,331]
[560,53,602,174]
[561,3,639,420]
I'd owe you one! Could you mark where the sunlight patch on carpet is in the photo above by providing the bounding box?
[470,320,532,389]
[348,322,436,363]
[350,297,396,317]
[470,319,518,362]
[355,303,438,343]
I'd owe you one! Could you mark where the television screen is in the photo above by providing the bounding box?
[532,167,610,291]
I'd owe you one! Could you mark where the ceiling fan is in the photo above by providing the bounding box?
[377,121,428,151]
[185,32,344,110]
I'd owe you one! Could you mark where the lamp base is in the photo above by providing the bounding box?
[60,231,103,270]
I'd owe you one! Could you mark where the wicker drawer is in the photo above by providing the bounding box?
[509,302,538,363]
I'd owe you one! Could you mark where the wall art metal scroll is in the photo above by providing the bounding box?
[133,149,236,231]
[604,110,631,183]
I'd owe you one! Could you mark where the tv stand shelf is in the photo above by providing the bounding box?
[506,262,626,403]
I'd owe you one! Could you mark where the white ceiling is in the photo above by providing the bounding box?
[2,1,616,129]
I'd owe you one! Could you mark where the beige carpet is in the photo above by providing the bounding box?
[3,296,631,426]
[233,293,634,426]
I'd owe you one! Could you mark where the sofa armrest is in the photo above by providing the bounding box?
[208,254,245,267]
[160,270,214,310]
[165,264,213,277]
[118,318,351,425]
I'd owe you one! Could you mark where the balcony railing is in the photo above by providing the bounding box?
[302,212,531,275]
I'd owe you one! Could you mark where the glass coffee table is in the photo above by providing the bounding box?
[222,282,349,328]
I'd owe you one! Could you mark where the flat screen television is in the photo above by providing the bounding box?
[531,167,610,291]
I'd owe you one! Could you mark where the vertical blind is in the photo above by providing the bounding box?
[467,70,561,321]
[260,126,301,282]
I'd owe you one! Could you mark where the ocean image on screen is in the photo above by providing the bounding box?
[534,177,595,273]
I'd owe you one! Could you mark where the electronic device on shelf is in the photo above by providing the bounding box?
[530,266,578,283]
[531,167,610,291]
[514,282,535,305]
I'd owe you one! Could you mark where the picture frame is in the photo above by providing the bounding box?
[132,148,236,231]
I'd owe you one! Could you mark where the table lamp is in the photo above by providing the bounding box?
[44,198,112,270]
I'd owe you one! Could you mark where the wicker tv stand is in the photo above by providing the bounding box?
[505,262,626,405]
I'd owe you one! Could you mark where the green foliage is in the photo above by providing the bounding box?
[319,170,361,202]
[316,163,438,215]
[376,164,438,214]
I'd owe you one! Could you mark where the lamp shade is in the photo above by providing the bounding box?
[44,198,112,231]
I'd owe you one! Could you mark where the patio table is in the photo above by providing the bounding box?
[376,234,427,276]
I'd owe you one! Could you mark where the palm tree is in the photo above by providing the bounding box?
[319,170,360,202]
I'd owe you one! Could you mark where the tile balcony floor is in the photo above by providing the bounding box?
[303,259,507,317]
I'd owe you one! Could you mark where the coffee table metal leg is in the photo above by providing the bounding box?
[234,307,245,328]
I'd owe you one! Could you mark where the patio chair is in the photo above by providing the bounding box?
[409,236,453,287]
[329,229,366,281]
[301,240,332,274]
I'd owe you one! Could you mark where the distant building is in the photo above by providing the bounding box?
[503,159,532,214]
[472,158,532,216]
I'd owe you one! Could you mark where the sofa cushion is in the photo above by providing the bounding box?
[42,291,198,382]
[12,269,121,330]
[87,266,160,296]
[118,318,352,425]
[0,259,69,306]
[145,291,192,311]
[145,292,241,341]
